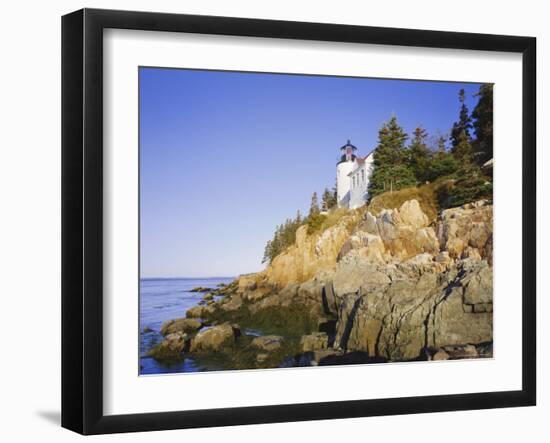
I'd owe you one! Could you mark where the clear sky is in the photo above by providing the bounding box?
[140,67,483,278]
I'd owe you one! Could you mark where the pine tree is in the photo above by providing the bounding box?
[450,89,473,148]
[262,216,299,264]
[450,89,475,164]
[472,84,493,164]
[424,134,458,181]
[309,192,320,216]
[331,182,338,208]
[446,88,492,207]
[437,134,447,153]
[261,241,271,264]
[321,188,333,211]
[368,116,416,198]
[408,127,431,182]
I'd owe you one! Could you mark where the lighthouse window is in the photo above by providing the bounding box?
[361,169,365,183]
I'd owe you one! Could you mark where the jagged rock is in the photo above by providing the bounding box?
[243,286,272,302]
[360,200,439,260]
[437,200,492,262]
[461,246,481,260]
[160,317,202,336]
[435,251,452,264]
[297,277,324,304]
[202,293,214,301]
[332,257,391,297]
[398,199,430,228]
[332,255,493,361]
[148,332,189,360]
[462,261,493,305]
[186,305,215,319]
[163,332,188,350]
[321,281,339,317]
[157,199,493,365]
[237,274,258,294]
[189,323,240,352]
[251,335,284,352]
[300,332,329,352]
[220,294,243,312]
[266,217,357,287]
[338,231,386,263]
[248,284,298,314]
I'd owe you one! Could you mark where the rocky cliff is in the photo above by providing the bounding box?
[151,199,493,368]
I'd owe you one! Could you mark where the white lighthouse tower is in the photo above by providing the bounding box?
[336,140,357,208]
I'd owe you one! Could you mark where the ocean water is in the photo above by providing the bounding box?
[139,277,234,375]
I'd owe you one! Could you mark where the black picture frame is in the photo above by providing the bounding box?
[61,8,537,435]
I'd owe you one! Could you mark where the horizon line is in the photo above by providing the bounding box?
[140,276,237,281]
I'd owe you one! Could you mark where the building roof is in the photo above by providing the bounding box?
[347,153,374,176]
[355,151,374,164]
[340,140,358,151]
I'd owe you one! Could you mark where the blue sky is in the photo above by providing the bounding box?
[140,67,483,278]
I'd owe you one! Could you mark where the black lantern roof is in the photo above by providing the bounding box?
[340,139,358,152]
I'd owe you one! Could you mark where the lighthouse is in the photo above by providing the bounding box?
[336,140,357,208]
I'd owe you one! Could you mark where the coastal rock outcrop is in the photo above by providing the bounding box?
[148,331,189,360]
[331,257,493,360]
[348,199,439,261]
[186,305,216,319]
[265,213,360,288]
[153,199,493,368]
[160,318,202,335]
[303,200,492,362]
[189,323,240,352]
[437,200,492,263]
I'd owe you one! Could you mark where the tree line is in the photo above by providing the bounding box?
[262,84,493,264]
[261,188,337,264]
[368,85,493,204]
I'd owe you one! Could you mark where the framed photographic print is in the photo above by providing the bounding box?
[61,8,536,435]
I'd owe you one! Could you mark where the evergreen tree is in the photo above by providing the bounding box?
[450,89,475,164]
[453,131,475,163]
[309,191,320,216]
[408,126,431,182]
[321,188,331,211]
[436,134,447,153]
[262,240,272,264]
[331,182,338,208]
[262,212,306,264]
[446,162,492,207]
[425,134,458,181]
[472,84,493,164]
[445,88,492,207]
[321,187,337,211]
[368,116,416,198]
[427,153,459,181]
[450,89,473,148]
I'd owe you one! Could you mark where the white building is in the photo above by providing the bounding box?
[336,140,374,209]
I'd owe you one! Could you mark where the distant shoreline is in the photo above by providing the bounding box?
[140,276,236,281]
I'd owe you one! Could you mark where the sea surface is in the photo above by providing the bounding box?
[139,277,234,375]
